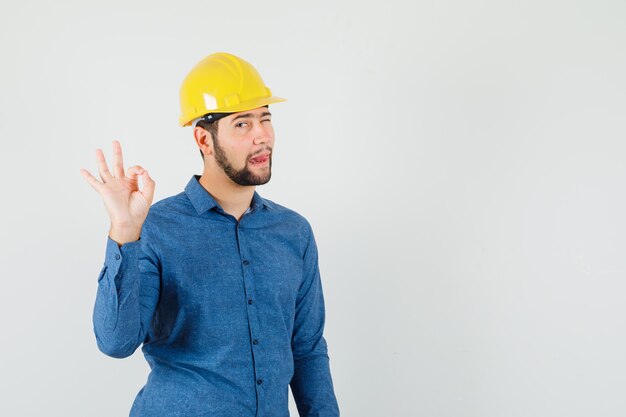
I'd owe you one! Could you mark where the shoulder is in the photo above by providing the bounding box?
[266,197,310,223]
[143,192,194,228]
[261,197,315,239]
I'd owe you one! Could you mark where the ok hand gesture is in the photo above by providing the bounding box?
[80,140,155,245]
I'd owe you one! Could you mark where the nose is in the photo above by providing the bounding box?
[252,121,272,145]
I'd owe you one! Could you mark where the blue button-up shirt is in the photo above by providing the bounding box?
[93,175,339,417]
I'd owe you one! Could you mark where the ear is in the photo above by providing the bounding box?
[194,126,213,156]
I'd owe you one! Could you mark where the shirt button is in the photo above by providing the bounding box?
[252,339,259,345]
[242,260,250,266]
[248,299,253,305]
[256,379,263,385]
[115,254,120,260]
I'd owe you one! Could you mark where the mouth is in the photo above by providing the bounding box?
[249,153,271,166]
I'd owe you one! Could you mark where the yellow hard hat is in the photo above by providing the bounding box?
[179,52,287,127]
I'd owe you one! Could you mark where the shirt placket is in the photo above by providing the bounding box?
[236,219,266,417]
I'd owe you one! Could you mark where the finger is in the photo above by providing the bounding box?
[80,168,104,193]
[96,148,113,182]
[112,140,125,179]
[139,170,156,203]
[125,165,144,182]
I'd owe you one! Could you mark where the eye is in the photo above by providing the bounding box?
[235,122,249,128]
[261,119,272,124]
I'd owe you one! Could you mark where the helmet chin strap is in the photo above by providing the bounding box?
[200,112,232,125]
[194,105,270,127]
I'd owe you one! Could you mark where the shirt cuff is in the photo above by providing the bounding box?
[104,236,142,277]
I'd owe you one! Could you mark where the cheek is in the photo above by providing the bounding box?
[229,144,253,166]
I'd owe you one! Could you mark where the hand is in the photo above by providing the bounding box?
[80,140,155,244]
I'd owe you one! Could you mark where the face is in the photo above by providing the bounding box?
[211,106,275,186]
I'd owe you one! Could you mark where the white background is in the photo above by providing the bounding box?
[1,0,625,416]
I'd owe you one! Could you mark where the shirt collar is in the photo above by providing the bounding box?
[185,175,273,215]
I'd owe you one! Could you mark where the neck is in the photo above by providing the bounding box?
[199,167,255,222]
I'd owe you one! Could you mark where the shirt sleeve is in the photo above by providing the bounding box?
[92,221,161,359]
[289,223,340,417]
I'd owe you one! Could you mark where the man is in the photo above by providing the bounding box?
[80,52,340,417]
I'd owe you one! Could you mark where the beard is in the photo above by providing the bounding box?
[212,136,272,186]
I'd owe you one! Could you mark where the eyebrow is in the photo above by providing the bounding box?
[230,111,272,123]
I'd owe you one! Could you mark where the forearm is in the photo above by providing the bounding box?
[92,237,149,358]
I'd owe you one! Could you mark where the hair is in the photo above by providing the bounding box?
[195,119,219,159]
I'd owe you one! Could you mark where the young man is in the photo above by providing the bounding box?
[80,52,340,417]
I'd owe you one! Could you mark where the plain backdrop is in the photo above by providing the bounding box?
[1,0,625,416]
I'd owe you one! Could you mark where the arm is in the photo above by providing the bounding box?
[289,223,340,417]
[80,140,158,358]
[92,223,161,359]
